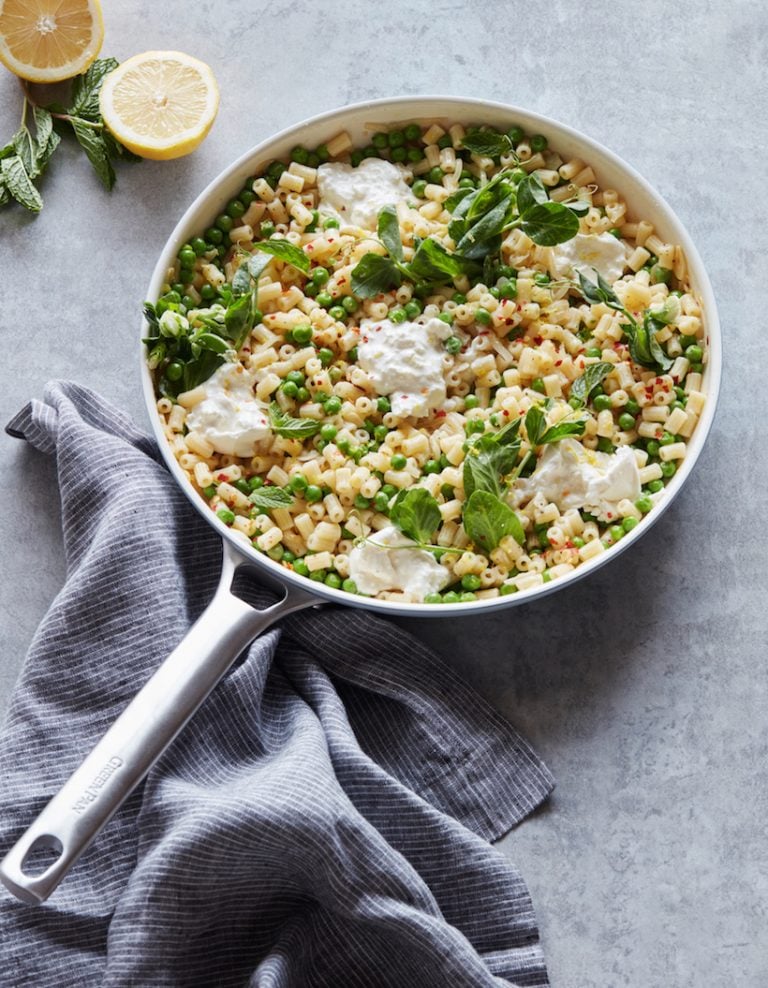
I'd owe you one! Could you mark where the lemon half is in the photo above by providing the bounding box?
[99,51,219,161]
[0,0,104,83]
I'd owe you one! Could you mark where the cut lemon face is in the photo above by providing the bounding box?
[99,51,220,161]
[0,0,103,83]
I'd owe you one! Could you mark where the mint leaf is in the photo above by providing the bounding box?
[13,126,38,179]
[69,57,119,119]
[247,253,271,279]
[524,406,546,447]
[0,179,9,206]
[461,131,513,158]
[32,106,53,153]
[223,292,256,349]
[570,361,614,406]
[231,263,252,295]
[463,490,524,553]
[390,488,442,544]
[36,129,61,171]
[253,238,310,273]
[577,270,621,307]
[268,403,321,439]
[538,420,586,444]
[377,204,403,261]
[71,119,115,190]
[1,155,42,212]
[248,486,294,511]
[520,201,579,246]
[351,253,401,297]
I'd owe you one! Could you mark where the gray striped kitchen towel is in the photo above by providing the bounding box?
[0,382,554,988]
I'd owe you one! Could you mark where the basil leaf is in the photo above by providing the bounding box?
[247,253,271,279]
[463,490,524,553]
[538,419,587,445]
[69,57,119,119]
[461,132,513,158]
[520,201,579,246]
[570,361,614,406]
[268,403,322,439]
[253,238,310,273]
[1,155,42,212]
[524,406,546,447]
[377,204,403,262]
[351,253,401,297]
[390,488,442,544]
[12,126,38,179]
[231,263,252,295]
[71,119,115,190]
[407,237,467,281]
[577,270,621,307]
[515,173,548,215]
[248,486,294,511]
[223,292,255,349]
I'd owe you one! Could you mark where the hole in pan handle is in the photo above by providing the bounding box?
[0,541,319,905]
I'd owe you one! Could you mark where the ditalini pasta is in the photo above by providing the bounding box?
[145,121,706,604]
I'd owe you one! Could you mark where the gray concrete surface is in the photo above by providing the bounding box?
[1,2,766,985]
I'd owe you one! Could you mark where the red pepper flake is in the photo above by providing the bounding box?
[435,409,446,418]
[555,359,562,366]
[502,409,510,417]
[306,245,314,252]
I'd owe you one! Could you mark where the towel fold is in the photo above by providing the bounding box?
[0,382,553,987]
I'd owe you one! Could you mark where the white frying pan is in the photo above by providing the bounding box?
[0,96,721,903]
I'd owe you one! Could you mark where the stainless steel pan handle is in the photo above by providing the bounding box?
[0,542,318,904]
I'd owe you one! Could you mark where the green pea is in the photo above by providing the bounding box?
[342,295,357,314]
[320,423,337,441]
[593,394,613,412]
[312,266,330,286]
[362,146,378,159]
[571,536,585,548]
[404,300,422,319]
[179,247,196,267]
[499,583,518,596]
[267,544,284,561]
[458,591,476,602]
[685,344,703,363]
[659,431,675,446]
[342,578,358,594]
[585,347,603,359]
[390,453,407,470]
[202,484,216,499]
[461,574,482,591]
[464,394,479,409]
[608,227,623,239]
[437,133,453,149]
[608,524,624,542]
[289,474,308,493]
[507,125,525,144]
[324,395,342,414]
[309,570,326,582]
[216,507,235,525]
[459,175,475,188]
[353,494,370,511]
[423,459,441,475]
[625,398,640,415]
[533,272,550,285]
[318,348,334,367]
[441,591,460,604]
[286,370,305,386]
[199,283,216,302]
[531,378,546,394]
[226,198,245,219]
[407,147,423,163]
[597,438,615,454]
[304,281,319,298]
[650,264,672,285]
[474,307,492,326]
[424,593,442,604]
[690,362,703,374]
[372,132,388,149]
[465,419,485,435]
[190,237,208,257]
[412,178,428,198]
[373,425,388,442]
[499,279,518,299]
[618,412,637,431]
[291,324,314,345]
[291,145,309,164]
[390,307,407,324]
[305,484,323,503]
[660,461,677,478]
[428,166,444,184]
[645,439,660,457]
[248,476,265,491]
[390,147,406,163]
[324,572,342,589]
[386,129,404,148]
[323,216,340,229]
[281,380,298,399]
[316,291,333,308]
[489,286,501,299]
[622,516,640,533]
[347,347,358,363]
[282,550,296,564]
[404,123,422,141]
[327,305,344,321]
[315,144,330,162]
[293,560,310,577]
[452,292,467,304]
[374,492,391,512]
[240,188,256,207]
[635,496,653,514]
[295,386,309,403]
[234,478,251,495]
[259,220,275,237]
[165,360,184,382]
[530,134,548,152]
[646,479,664,494]
[205,226,223,245]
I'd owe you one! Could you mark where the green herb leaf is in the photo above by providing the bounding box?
[268,403,322,439]
[36,129,61,171]
[465,172,512,224]
[461,131,513,158]
[377,204,403,262]
[32,106,53,153]
[181,351,224,393]
[248,486,294,511]
[350,253,401,297]
[253,238,309,273]
[194,332,231,354]
[564,198,590,217]
[69,57,119,119]
[247,253,271,279]
[515,173,548,215]
[455,192,514,257]
[628,313,673,371]
[12,126,38,179]
[519,201,579,246]
[570,361,614,406]
[524,406,546,447]
[71,118,115,190]
[444,186,473,213]
[463,490,524,553]
[223,292,256,349]
[537,419,587,444]
[463,434,519,499]
[577,270,621,307]
[1,155,42,212]
[647,294,681,326]
[390,488,442,544]
[231,263,252,295]
[0,179,9,207]
[143,301,161,337]
[407,237,468,280]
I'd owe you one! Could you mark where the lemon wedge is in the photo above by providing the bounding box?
[99,51,219,161]
[0,0,104,83]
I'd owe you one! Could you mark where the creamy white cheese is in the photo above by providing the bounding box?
[316,158,411,230]
[549,232,628,284]
[357,317,452,418]
[348,525,450,599]
[185,362,270,458]
[514,438,641,520]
